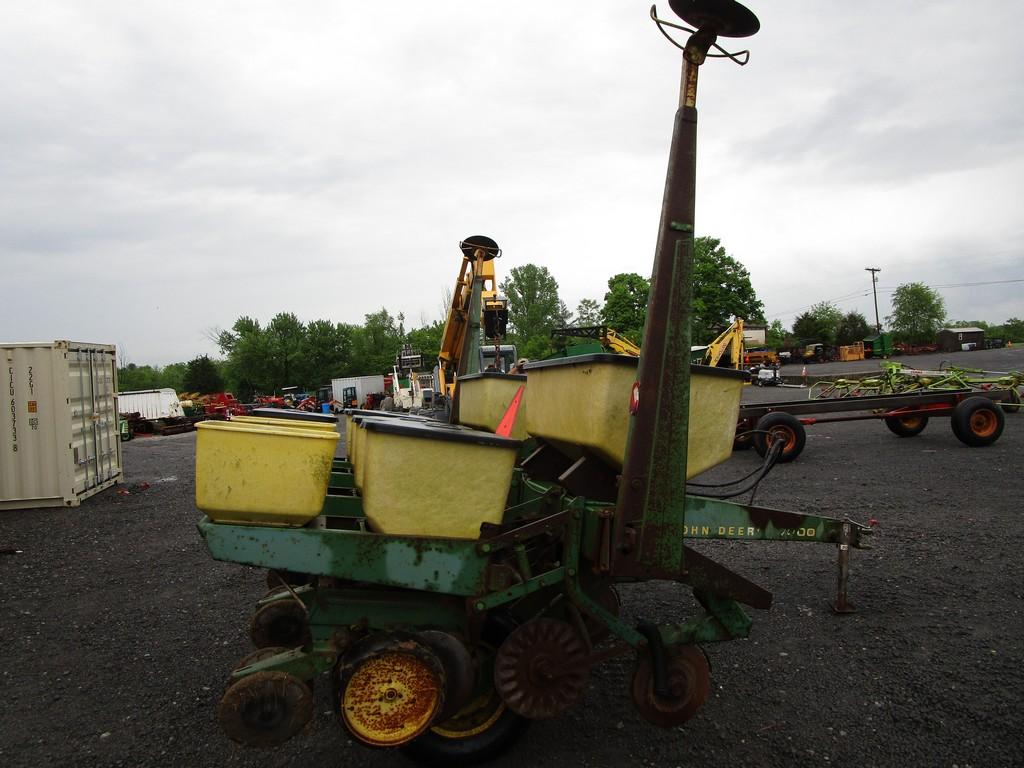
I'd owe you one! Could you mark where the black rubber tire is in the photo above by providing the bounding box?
[884,414,929,437]
[752,412,806,462]
[400,614,529,766]
[399,695,529,767]
[950,396,1005,447]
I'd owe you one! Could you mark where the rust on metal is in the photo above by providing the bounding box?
[631,644,710,727]
[218,671,313,748]
[340,648,444,747]
[493,618,588,719]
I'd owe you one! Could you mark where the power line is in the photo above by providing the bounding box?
[770,278,1023,320]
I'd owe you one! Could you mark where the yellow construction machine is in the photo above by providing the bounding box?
[436,236,513,400]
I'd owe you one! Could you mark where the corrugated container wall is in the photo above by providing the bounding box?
[1,341,123,510]
[117,388,184,420]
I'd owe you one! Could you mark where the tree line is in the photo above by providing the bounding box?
[118,242,1017,398]
[119,236,765,398]
[782,282,1024,348]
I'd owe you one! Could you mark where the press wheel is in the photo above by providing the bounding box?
[218,671,313,748]
[335,635,446,747]
[402,621,529,766]
[250,599,310,649]
[631,644,710,727]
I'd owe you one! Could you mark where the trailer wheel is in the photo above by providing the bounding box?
[951,396,1005,447]
[753,413,805,462]
[884,414,929,437]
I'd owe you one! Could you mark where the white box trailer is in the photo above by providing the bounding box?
[1,341,122,510]
[117,388,184,420]
[330,375,386,411]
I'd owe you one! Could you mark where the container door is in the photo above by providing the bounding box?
[1,345,64,506]
[68,346,121,493]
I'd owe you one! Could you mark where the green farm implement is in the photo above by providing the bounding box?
[197,2,873,762]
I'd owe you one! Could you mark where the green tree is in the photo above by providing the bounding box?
[352,308,404,374]
[216,316,272,399]
[299,320,354,386]
[159,363,187,392]
[574,298,602,326]
[766,319,787,350]
[499,265,562,350]
[182,355,224,393]
[887,283,946,345]
[836,311,870,346]
[691,237,764,342]
[266,312,305,385]
[1002,317,1024,342]
[117,363,162,391]
[793,301,843,345]
[602,273,650,342]
[405,321,445,366]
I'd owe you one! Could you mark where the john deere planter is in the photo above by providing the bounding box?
[197,2,871,762]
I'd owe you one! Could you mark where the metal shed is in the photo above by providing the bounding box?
[937,327,986,352]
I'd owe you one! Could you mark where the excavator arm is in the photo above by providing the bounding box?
[437,236,501,400]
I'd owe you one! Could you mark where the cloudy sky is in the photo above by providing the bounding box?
[2,1,1021,365]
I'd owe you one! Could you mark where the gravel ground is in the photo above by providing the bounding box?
[2,364,1022,768]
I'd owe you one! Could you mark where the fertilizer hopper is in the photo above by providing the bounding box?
[198,1,872,762]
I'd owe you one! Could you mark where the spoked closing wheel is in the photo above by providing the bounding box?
[631,644,711,727]
[334,634,447,748]
[218,671,313,748]
[493,617,589,719]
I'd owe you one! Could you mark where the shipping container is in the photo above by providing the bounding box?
[330,375,386,410]
[1,341,122,510]
[117,388,184,420]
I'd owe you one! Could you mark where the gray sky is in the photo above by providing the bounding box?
[2,1,1021,366]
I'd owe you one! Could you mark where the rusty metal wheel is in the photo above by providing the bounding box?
[250,599,310,649]
[631,644,710,727]
[217,671,313,748]
[334,634,447,747]
[493,618,588,719]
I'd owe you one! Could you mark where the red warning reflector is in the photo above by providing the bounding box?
[629,382,640,414]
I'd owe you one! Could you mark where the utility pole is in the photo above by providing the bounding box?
[865,267,882,333]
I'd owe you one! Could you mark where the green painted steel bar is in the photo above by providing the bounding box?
[332,459,352,471]
[469,567,566,612]
[683,497,872,547]
[329,470,354,489]
[661,594,752,645]
[198,517,489,596]
[229,645,336,682]
[320,492,364,517]
[562,501,646,647]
